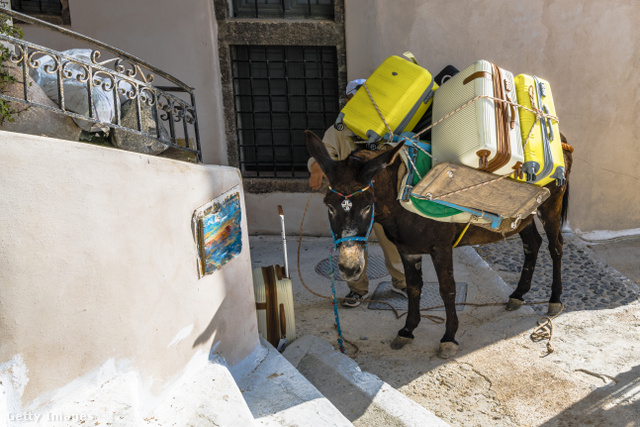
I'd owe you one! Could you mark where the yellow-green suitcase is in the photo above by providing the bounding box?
[335,54,437,144]
[514,74,566,186]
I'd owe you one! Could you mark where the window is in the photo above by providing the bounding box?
[234,0,333,19]
[232,45,339,177]
[10,0,70,25]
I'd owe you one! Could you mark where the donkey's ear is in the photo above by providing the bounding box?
[359,142,404,183]
[305,130,337,179]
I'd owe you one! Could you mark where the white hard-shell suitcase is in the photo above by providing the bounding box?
[431,60,524,178]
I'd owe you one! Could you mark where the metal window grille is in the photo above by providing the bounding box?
[10,0,70,25]
[233,0,333,19]
[232,45,339,178]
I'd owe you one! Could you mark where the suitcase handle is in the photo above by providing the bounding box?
[279,303,287,338]
[403,51,419,65]
[277,205,289,278]
[543,105,554,141]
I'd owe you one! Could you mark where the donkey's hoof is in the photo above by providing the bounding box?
[438,341,459,359]
[506,298,524,311]
[390,336,413,350]
[548,302,563,316]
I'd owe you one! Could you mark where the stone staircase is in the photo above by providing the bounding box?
[141,335,449,426]
[181,335,449,426]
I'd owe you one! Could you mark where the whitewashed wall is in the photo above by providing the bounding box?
[0,131,259,403]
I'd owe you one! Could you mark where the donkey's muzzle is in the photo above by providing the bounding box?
[336,241,366,281]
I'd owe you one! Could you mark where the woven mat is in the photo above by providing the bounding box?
[367,281,467,312]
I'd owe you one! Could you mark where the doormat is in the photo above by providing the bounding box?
[315,254,389,282]
[367,281,468,312]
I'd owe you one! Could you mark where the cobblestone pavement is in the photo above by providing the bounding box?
[474,232,640,314]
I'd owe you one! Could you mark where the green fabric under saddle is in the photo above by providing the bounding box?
[406,142,462,218]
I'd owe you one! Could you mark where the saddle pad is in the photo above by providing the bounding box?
[412,162,550,219]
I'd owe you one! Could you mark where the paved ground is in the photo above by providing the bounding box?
[475,233,640,314]
[249,231,640,427]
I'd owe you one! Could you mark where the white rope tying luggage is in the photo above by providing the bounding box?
[360,80,561,202]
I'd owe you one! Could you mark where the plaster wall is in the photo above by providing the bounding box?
[344,0,640,232]
[0,131,259,403]
[12,1,638,234]
[18,0,226,165]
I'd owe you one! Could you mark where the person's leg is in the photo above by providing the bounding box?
[373,223,406,290]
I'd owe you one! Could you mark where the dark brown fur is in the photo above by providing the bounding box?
[306,130,572,358]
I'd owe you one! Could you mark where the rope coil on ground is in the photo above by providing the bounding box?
[530,304,564,355]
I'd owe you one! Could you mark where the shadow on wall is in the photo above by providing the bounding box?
[540,364,640,426]
[192,295,228,357]
[191,266,258,364]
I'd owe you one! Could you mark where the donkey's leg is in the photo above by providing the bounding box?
[506,221,543,311]
[538,198,565,316]
[390,254,423,350]
[431,245,459,359]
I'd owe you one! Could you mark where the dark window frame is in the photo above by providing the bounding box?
[232,45,339,178]
[215,0,346,192]
[10,0,70,25]
[233,0,333,19]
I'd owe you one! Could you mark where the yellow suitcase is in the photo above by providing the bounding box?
[514,74,566,186]
[335,54,437,144]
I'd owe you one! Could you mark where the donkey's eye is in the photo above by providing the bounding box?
[362,205,372,217]
[327,205,337,217]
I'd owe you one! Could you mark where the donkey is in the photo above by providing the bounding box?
[305,130,572,358]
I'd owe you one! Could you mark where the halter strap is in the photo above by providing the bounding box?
[331,203,375,247]
[328,180,374,199]
[328,180,376,247]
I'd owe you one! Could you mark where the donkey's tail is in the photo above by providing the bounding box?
[561,181,569,226]
[559,132,573,227]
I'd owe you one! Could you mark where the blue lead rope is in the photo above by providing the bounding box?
[328,204,374,354]
[327,180,376,354]
[328,247,346,353]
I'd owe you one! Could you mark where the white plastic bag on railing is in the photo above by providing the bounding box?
[30,48,115,132]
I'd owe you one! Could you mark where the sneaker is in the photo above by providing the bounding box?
[391,286,408,299]
[342,291,368,307]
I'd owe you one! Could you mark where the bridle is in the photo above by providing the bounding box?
[327,180,375,247]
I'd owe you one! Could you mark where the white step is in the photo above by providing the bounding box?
[151,354,256,426]
[283,335,450,427]
[230,336,351,426]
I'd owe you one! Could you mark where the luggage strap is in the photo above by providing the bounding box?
[464,63,520,175]
[262,266,281,347]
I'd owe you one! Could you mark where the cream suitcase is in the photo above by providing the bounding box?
[251,206,295,351]
[252,265,296,350]
[431,60,524,177]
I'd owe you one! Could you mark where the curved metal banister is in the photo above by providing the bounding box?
[0,8,202,162]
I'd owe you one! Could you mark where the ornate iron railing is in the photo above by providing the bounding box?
[0,8,202,162]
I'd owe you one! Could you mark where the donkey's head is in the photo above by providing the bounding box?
[305,130,403,281]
